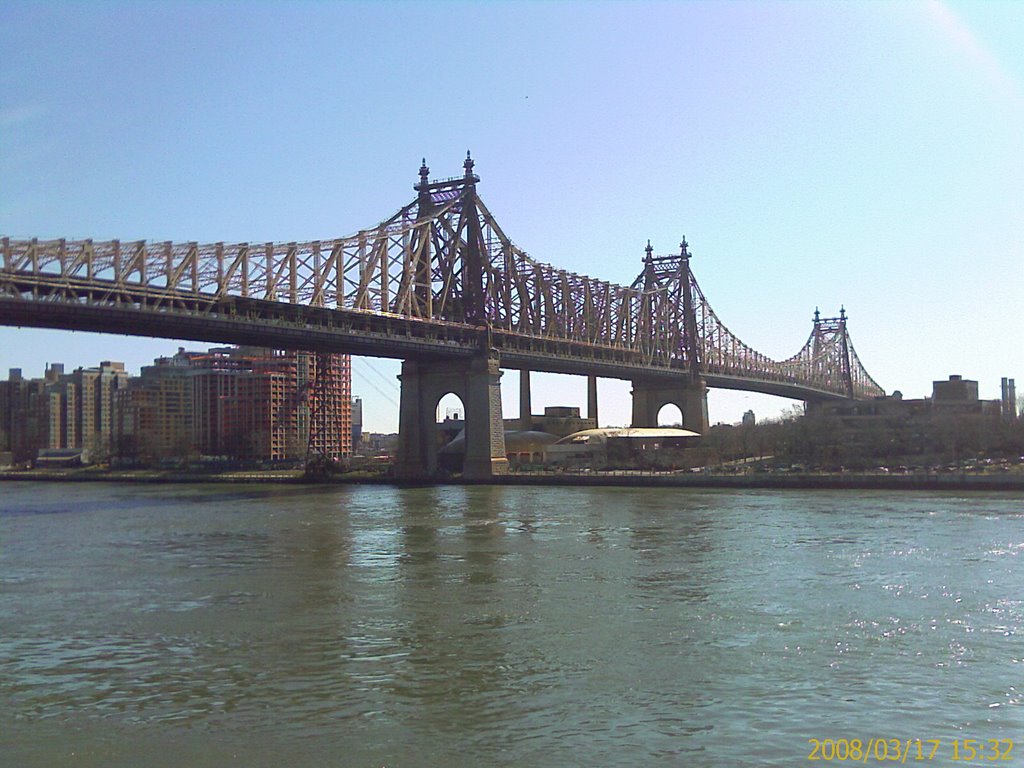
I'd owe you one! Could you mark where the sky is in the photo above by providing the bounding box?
[2,0,1022,432]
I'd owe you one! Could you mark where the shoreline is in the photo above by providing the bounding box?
[2,468,1023,492]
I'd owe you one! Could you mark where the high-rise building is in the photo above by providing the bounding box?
[0,367,52,463]
[352,396,363,452]
[300,352,352,462]
[47,361,130,457]
[2,361,131,463]
[186,346,351,463]
[189,347,250,458]
[3,345,352,466]
[1002,377,1017,421]
[115,350,196,460]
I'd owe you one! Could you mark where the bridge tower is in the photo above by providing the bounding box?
[394,154,508,480]
[810,306,854,398]
[805,307,859,416]
[630,239,709,433]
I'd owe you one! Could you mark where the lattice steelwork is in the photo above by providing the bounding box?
[0,154,884,401]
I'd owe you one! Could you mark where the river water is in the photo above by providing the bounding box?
[1,482,1021,766]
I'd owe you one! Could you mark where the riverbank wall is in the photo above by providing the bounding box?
[2,468,1024,491]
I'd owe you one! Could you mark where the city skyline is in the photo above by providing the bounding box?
[2,1,1021,431]
[1,346,352,465]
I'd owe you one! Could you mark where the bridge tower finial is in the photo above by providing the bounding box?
[415,157,433,208]
[814,307,820,324]
[464,150,475,178]
[641,241,655,290]
[679,236,689,258]
[840,305,846,321]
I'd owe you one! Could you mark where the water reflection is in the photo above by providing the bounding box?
[628,491,717,606]
[382,486,529,755]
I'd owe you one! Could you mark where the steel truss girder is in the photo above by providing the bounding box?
[1,185,884,401]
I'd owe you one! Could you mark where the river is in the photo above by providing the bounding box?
[1,482,1021,766]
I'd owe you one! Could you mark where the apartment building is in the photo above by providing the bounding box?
[45,361,131,457]
[185,346,351,462]
[3,346,352,466]
[115,352,196,459]
[0,367,54,463]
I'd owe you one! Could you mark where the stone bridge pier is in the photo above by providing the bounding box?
[630,377,709,434]
[394,354,508,480]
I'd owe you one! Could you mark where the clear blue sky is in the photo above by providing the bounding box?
[2,0,1022,431]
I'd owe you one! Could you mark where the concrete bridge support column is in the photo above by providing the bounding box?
[630,377,709,434]
[394,354,509,481]
[803,399,823,418]
[520,369,533,431]
[588,375,599,427]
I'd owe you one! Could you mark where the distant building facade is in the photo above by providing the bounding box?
[115,351,197,460]
[1,346,352,466]
[351,396,363,452]
[359,432,398,456]
[1002,378,1017,421]
[506,406,596,439]
[0,361,131,462]
[132,346,353,463]
[810,375,1006,422]
[46,361,131,458]
[0,367,55,463]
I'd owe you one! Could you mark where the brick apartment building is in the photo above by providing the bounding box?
[3,346,352,465]
[0,367,55,463]
[186,347,351,462]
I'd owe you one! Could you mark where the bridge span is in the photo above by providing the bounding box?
[1,154,884,478]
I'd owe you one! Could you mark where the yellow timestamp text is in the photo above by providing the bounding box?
[807,738,1014,762]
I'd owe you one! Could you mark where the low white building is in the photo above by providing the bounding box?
[545,427,700,469]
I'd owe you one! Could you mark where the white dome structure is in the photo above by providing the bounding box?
[546,427,700,468]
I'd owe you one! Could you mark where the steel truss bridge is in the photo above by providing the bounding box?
[0,153,883,405]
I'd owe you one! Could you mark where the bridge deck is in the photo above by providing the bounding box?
[0,278,854,403]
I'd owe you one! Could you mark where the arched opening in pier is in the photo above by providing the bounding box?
[657,403,684,428]
[435,391,466,474]
[436,391,465,424]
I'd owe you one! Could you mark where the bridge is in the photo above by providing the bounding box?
[0,153,884,478]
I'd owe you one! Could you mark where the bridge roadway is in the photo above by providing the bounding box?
[0,272,850,403]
